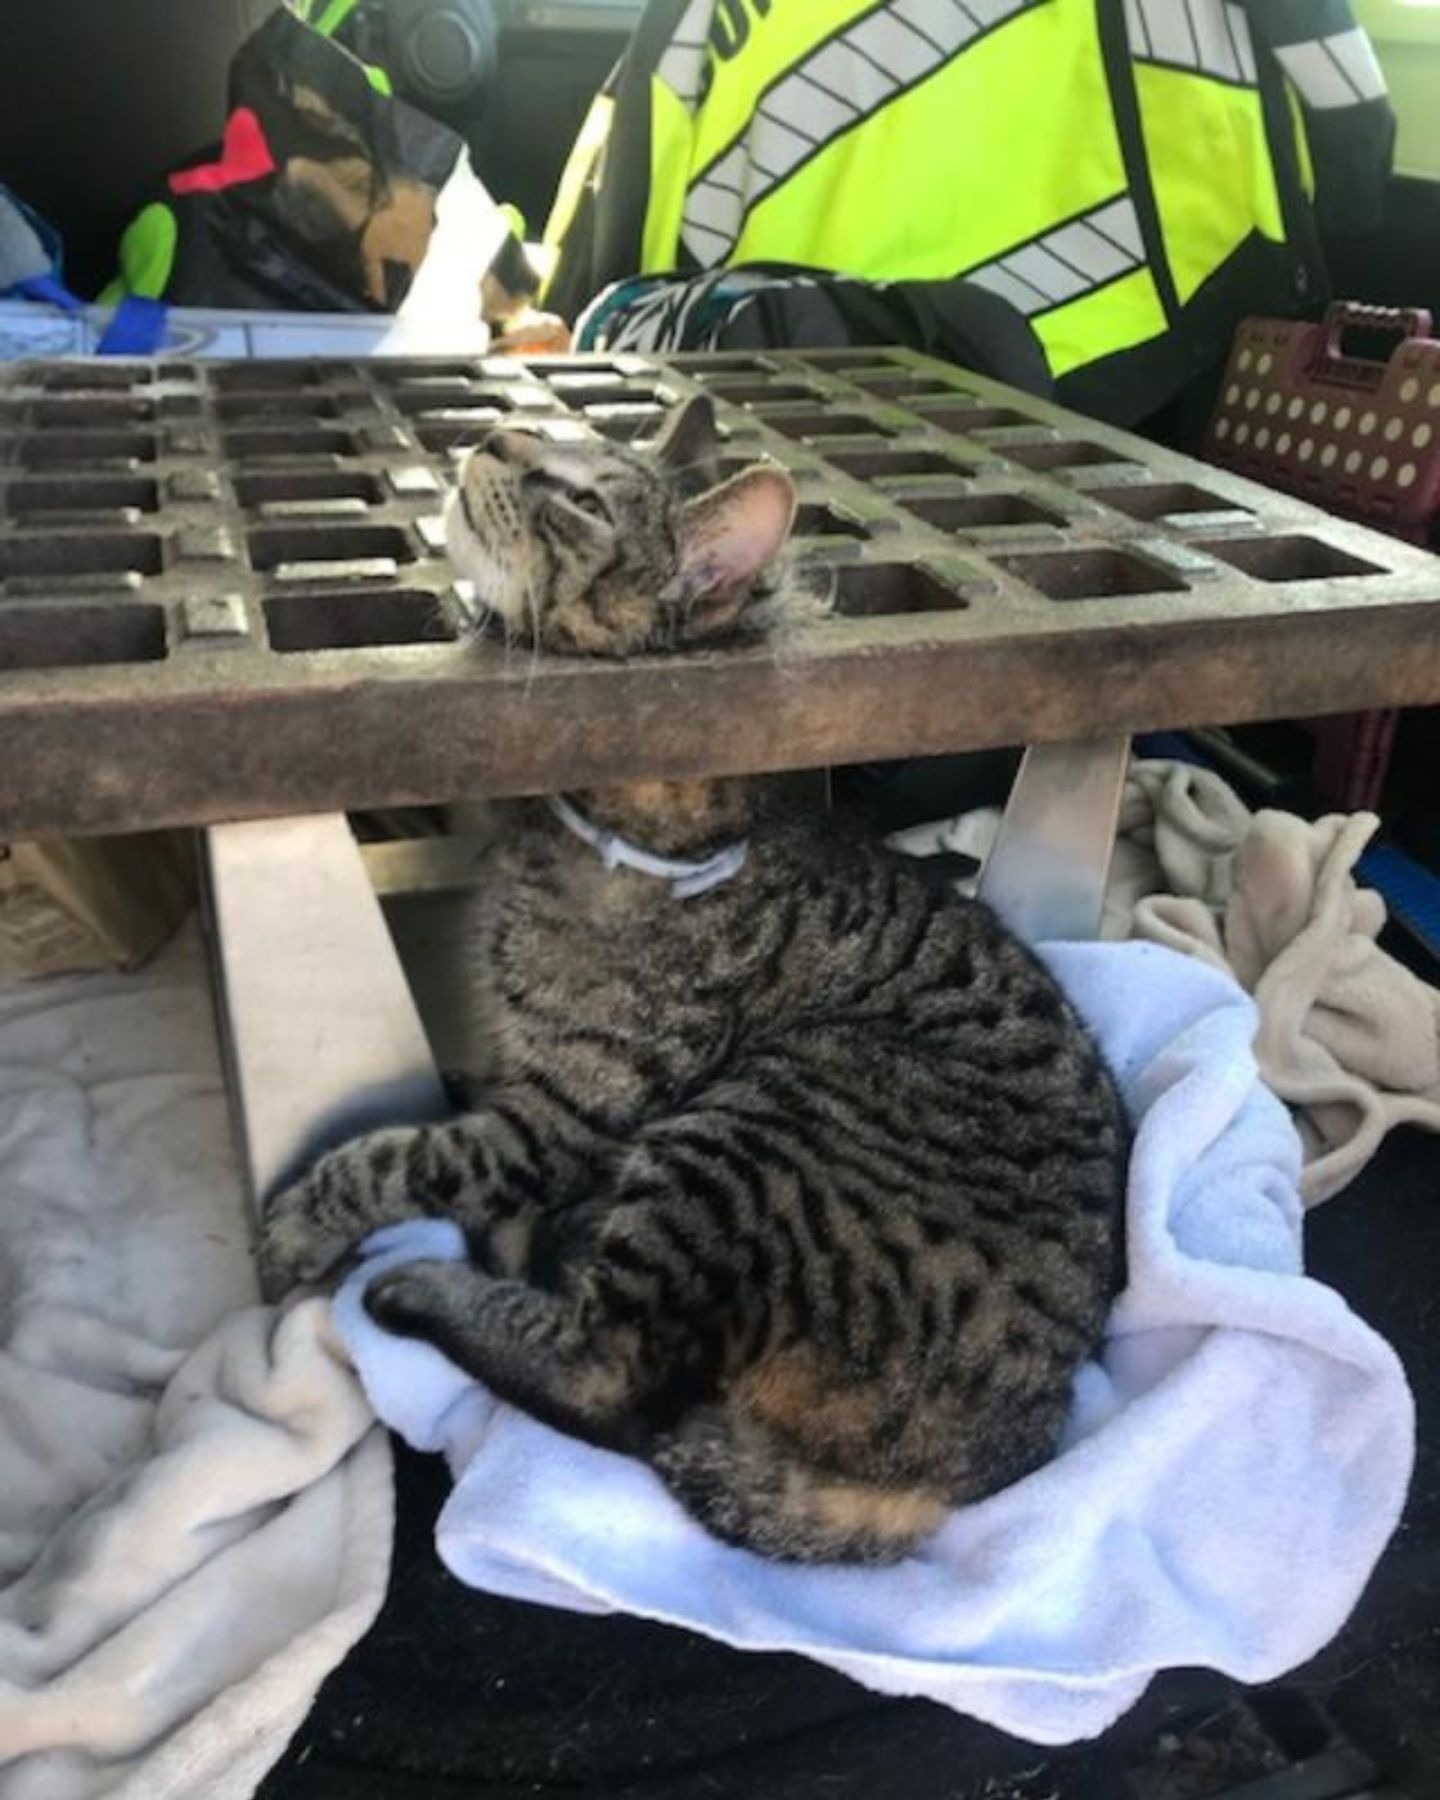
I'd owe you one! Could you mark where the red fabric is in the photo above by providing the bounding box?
[169,107,276,196]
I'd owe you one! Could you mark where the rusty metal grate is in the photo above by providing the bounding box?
[2,347,1439,839]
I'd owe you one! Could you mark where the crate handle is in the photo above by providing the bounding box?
[1320,301,1433,368]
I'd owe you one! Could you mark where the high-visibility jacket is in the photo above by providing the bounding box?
[543,0,1395,423]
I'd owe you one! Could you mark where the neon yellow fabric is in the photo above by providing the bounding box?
[637,0,1295,380]
[692,0,874,171]
[643,81,696,275]
[1034,267,1168,378]
[1136,65,1282,306]
[721,7,1125,284]
[643,0,1167,373]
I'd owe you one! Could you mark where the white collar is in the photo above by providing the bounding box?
[547,794,748,900]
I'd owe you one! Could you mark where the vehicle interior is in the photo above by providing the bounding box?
[2,4,1439,1799]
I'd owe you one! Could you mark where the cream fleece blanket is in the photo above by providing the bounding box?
[894,760,1440,1202]
[0,926,391,1800]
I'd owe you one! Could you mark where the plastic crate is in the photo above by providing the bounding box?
[1205,302,1440,811]
[1205,302,1440,543]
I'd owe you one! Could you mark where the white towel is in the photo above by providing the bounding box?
[0,926,392,1800]
[333,940,1415,1746]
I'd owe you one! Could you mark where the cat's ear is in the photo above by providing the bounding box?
[651,394,720,485]
[671,465,797,639]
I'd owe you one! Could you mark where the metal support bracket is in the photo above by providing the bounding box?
[201,814,447,1222]
[978,737,1130,943]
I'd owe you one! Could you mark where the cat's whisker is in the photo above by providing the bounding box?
[472,599,503,645]
[521,568,543,698]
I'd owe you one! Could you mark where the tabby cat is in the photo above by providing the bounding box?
[261,396,1129,1563]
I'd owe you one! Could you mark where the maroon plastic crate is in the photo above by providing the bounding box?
[1205,302,1440,545]
[1205,303,1440,809]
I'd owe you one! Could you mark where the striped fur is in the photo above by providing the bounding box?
[262,402,1128,1562]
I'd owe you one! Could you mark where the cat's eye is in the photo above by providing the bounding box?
[568,489,611,522]
[524,467,613,529]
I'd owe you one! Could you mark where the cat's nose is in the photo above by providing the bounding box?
[482,428,546,467]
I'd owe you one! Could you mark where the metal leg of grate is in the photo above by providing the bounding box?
[978,737,1130,943]
[201,814,447,1292]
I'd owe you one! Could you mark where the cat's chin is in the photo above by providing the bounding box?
[444,515,520,637]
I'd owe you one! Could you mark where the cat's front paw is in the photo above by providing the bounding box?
[257,1126,435,1297]
[258,1174,358,1295]
[365,1259,478,1341]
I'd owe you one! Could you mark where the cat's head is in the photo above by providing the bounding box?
[444,394,798,657]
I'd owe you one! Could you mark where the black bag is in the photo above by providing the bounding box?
[576,264,1056,400]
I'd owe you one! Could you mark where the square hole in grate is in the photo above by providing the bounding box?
[264,588,457,652]
[904,494,1068,532]
[212,363,339,390]
[0,603,166,670]
[761,411,889,440]
[811,365,900,386]
[860,374,960,400]
[223,427,357,459]
[416,417,514,452]
[371,361,484,384]
[828,447,972,480]
[542,363,635,385]
[798,350,907,370]
[395,389,515,419]
[996,548,1187,599]
[575,386,665,410]
[672,356,771,375]
[1093,483,1252,521]
[0,532,163,579]
[234,470,383,509]
[33,396,155,425]
[216,393,340,420]
[832,564,969,616]
[20,431,158,468]
[1192,535,1386,581]
[1003,440,1138,471]
[42,364,153,391]
[7,475,159,516]
[793,504,870,540]
[388,378,480,402]
[247,524,416,571]
[706,382,819,406]
[918,405,1033,433]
